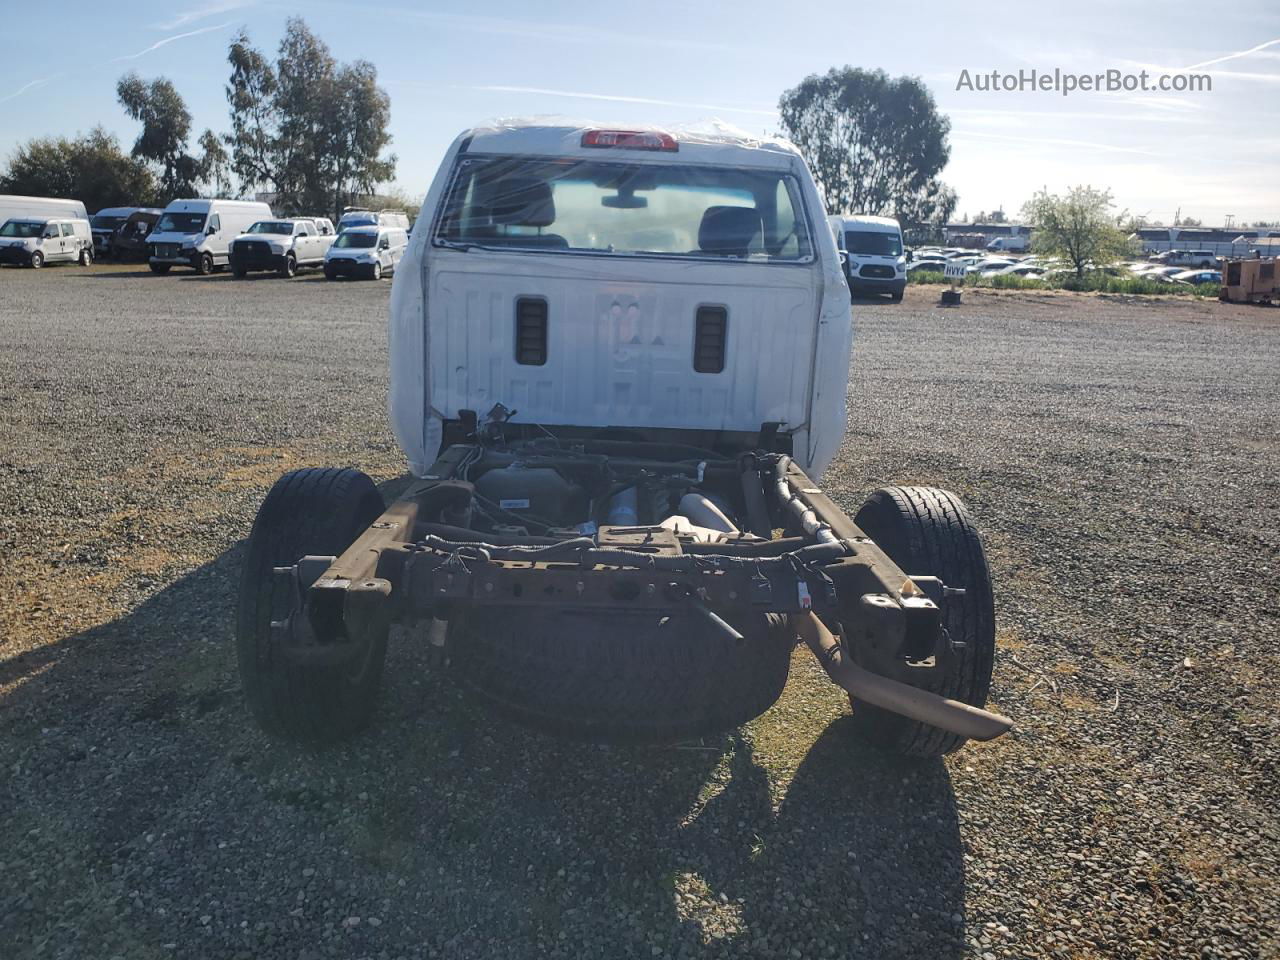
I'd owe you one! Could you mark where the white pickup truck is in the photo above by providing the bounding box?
[229,217,336,278]
[236,121,1008,759]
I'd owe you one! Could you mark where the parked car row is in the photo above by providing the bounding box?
[0,194,412,281]
[902,243,1227,289]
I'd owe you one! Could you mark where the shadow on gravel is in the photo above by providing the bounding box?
[0,476,965,958]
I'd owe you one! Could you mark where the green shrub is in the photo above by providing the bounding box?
[971,274,1047,290]
[907,270,948,285]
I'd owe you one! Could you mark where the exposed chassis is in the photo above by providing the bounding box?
[269,450,1011,742]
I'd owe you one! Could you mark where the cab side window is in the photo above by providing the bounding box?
[208,214,221,234]
[60,222,74,237]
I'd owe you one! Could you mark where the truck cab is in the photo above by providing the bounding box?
[391,122,852,478]
[829,214,907,301]
[229,217,337,278]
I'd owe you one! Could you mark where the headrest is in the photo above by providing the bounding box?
[475,176,555,227]
[697,205,761,257]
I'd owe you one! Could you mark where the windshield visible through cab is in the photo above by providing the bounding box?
[157,212,207,233]
[437,156,812,262]
[247,221,295,235]
[0,220,43,238]
[335,232,376,249]
[844,230,902,257]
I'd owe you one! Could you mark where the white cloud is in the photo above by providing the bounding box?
[463,84,778,118]
[383,8,736,53]
[951,129,1157,156]
[153,0,253,32]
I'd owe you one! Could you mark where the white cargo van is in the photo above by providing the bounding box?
[324,225,409,280]
[985,226,1031,252]
[0,216,93,268]
[0,195,88,226]
[830,214,907,301]
[147,198,273,274]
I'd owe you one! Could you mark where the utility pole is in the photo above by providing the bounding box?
[1224,214,1235,230]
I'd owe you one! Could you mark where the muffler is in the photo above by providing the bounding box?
[793,610,1012,742]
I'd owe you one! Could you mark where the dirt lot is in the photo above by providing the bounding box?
[1,264,1278,960]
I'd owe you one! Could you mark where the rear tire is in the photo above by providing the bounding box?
[79,247,93,266]
[845,486,995,757]
[236,468,387,742]
[450,610,794,743]
[233,264,248,278]
[149,262,170,274]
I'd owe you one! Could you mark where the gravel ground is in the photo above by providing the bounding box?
[1,263,1278,959]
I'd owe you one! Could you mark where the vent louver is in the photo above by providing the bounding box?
[693,306,727,373]
[515,297,548,366]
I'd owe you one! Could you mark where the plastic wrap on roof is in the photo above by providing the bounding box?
[463,115,800,156]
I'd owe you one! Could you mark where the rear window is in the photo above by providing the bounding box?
[436,155,813,263]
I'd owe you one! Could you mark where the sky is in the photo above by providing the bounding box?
[1,0,1277,226]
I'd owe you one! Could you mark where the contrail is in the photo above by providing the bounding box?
[111,21,234,63]
[471,84,777,117]
[0,76,58,105]
[1181,36,1280,71]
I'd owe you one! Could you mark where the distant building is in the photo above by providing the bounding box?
[943,222,1031,244]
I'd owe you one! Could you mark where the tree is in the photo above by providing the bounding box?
[116,73,203,199]
[198,129,232,197]
[779,67,954,232]
[225,29,278,195]
[1021,186,1131,279]
[0,127,158,212]
[223,19,396,218]
[325,61,396,219]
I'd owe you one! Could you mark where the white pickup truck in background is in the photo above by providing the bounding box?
[229,217,337,278]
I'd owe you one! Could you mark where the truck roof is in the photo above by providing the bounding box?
[835,215,901,231]
[457,120,803,170]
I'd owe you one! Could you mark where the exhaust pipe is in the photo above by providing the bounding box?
[793,610,1012,742]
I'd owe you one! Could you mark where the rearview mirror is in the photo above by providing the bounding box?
[602,191,648,209]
